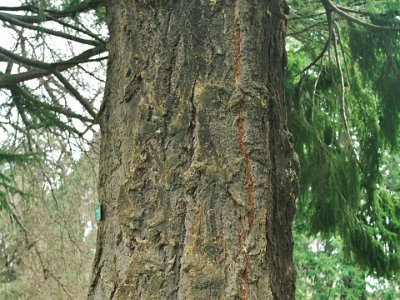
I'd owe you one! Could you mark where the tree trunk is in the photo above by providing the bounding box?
[89,0,298,299]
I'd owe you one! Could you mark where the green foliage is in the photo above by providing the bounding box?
[0,0,398,297]
[0,152,36,211]
[287,0,400,277]
[294,232,400,299]
[346,22,400,147]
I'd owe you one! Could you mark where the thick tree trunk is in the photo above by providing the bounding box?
[89,0,298,299]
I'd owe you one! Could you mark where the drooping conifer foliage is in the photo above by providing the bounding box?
[0,0,398,297]
[286,0,400,277]
[0,0,106,217]
[0,0,105,297]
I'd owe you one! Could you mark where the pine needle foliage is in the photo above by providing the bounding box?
[0,151,36,211]
[0,0,398,290]
[287,0,400,277]
[295,233,400,299]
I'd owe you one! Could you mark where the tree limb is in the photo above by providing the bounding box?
[0,12,100,46]
[53,71,98,121]
[0,45,50,69]
[303,2,334,73]
[0,44,106,88]
[323,0,400,32]
[45,14,105,43]
[0,0,104,23]
[15,85,96,124]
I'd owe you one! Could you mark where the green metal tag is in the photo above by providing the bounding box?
[94,204,102,222]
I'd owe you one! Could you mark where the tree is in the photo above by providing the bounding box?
[286,0,400,280]
[88,1,298,298]
[0,0,298,298]
[294,233,400,299]
[0,141,99,299]
[0,0,399,299]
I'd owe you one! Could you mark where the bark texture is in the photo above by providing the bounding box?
[89,0,298,299]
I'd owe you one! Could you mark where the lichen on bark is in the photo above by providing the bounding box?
[89,1,298,299]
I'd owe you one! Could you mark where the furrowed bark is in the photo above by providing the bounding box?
[89,1,298,299]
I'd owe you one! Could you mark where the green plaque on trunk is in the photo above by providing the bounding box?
[94,204,102,222]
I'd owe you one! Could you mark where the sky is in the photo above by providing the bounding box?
[0,0,106,160]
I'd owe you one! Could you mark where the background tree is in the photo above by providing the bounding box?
[286,0,400,296]
[0,0,105,298]
[0,0,399,299]
[0,133,99,299]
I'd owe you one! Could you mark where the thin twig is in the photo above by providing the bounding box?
[44,14,105,43]
[303,2,334,73]
[53,70,98,121]
[332,24,363,172]
[311,62,324,122]
[15,85,96,124]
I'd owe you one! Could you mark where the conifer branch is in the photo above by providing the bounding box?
[0,45,50,69]
[289,12,326,21]
[0,6,33,12]
[44,14,105,43]
[0,44,106,88]
[302,38,330,74]
[332,24,363,172]
[323,0,400,32]
[0,0,104,23]
[383,38,400,77]
[336,4,400,18]
[11,88,33,150]
[0,44,100,123]
[53,71,98,122]
[311,64,324,122]
[303,2,334,73]
[287,21,326,36]
[0,12,100,46]
[15,85,96,124]
[335,4,370,16]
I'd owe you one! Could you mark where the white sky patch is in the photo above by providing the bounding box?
[0,0,21,6]
[0,0,107,161]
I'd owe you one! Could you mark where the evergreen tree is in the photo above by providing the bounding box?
[286,0,400,278]
[0,0,398,298]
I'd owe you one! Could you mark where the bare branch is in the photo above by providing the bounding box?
[287,21,326,36]
[0,45,50,69]
[53,70,98,121]
[45,14,105,43]
[0,6,33,12]
[0,0,104,23]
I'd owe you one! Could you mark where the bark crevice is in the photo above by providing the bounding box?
[90,1,297,299]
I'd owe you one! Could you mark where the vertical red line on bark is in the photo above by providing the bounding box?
[232,1,256,299]
[240,276,248,300]
[231,0,255,233]
[238,218,248,300]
